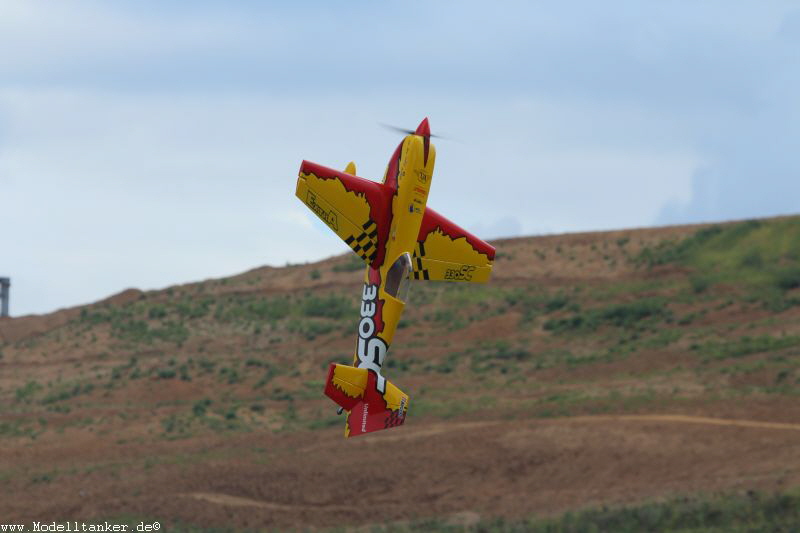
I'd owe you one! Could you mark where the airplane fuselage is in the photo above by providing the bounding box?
[351,131,436,393]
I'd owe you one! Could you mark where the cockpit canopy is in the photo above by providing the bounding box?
[384,253,412,302]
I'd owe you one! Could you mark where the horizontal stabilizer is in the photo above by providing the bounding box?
[347,398,407,437]
[324,363,368,412]
[323,363,409,437]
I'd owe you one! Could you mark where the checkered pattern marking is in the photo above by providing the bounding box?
[411,241,430,280]
[344,220,378,263]
[384,409,406,429]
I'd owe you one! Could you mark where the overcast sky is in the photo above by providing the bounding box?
[1,1,799,316]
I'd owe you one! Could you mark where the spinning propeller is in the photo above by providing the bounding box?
[379,117,447,139]
[380,124,443,138]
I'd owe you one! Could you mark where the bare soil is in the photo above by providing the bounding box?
[2,216,800,530]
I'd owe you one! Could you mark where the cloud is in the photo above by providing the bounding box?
[657,9,800,225]
[2,2,799,314]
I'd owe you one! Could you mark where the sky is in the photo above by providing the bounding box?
[1,1,799,316]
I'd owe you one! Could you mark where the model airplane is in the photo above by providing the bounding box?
[295,117,495,437]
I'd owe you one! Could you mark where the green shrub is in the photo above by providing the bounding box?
[693,334,800,362]
[302,294,353,319]
[197,358,216,373]
[111,319,188,345]
[270,388,294,402]
[0,420,37,438]
[254,365,277,388]
[218,367,241,384]
[41,382,92,404]
[600,299,668,327]
[636,225,725,266]
[80,308,112,325]
[15,381,42,403]
[544,298,670,333]
[161,413,191,435]
[689,274,711,293]
[740,249,764,268]
[287,318,335,340]
[147,305,167,319]
[192,398,212,416]
[470,341,531,373]
[545,293,569,312]
[774,266,800,291]
[218,296,291,323]
[176,299,212,319]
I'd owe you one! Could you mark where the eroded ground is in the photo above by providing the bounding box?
[2,216,800,529]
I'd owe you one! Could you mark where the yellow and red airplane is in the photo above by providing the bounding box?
[295,118,495,437]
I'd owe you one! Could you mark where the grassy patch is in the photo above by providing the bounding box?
[15,380,43,403]
[411,395,492,420]
[41,381,95,404]
[636,219,800,296]
[215,295,291,323]
[352,489,800,533]
[0,419,39,439]
[470,340,532,373]
[307,416,342,430]
[112,320,189,345]
[287,318,336,340]
[302,294,355,319]
[692,334,800,362]
[544,298,671,333]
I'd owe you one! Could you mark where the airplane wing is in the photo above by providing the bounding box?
[412,207,495,283]
[296,161,392,266]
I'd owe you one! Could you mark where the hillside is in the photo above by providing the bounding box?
[2,215,800,531]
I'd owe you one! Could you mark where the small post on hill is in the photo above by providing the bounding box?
[0,277,10,317]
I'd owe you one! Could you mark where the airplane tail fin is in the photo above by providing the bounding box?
[323,363,409,437]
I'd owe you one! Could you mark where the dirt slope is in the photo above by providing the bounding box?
[2,215,800,529]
